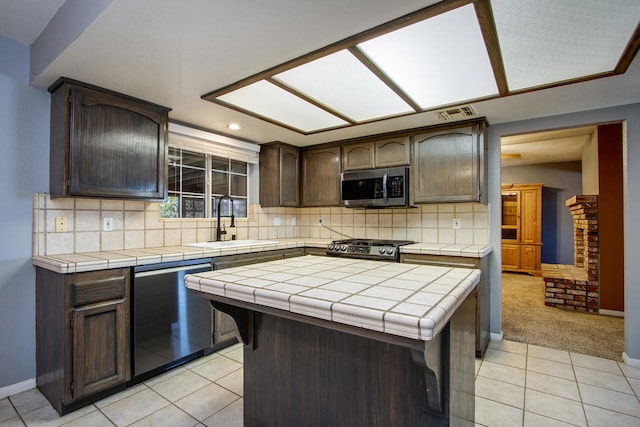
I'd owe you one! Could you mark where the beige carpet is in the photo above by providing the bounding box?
[501,272,624,361]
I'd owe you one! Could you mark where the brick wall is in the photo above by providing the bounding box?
[543,195,599,312]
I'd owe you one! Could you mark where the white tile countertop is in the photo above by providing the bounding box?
[402,242,492,257]
[32,239,323,273]
[185,255,481,342]
[32,239,491,273]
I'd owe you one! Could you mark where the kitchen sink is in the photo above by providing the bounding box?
[186,240,279,249]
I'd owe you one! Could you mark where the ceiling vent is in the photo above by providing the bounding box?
[435,104,477,121]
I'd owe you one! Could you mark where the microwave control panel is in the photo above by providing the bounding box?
[388,175,404,197]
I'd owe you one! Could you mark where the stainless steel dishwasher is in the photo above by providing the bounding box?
[131,258,213,384]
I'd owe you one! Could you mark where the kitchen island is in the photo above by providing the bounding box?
[186,255,480,426]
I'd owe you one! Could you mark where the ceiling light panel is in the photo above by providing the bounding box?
[273,50,414,122]
[357,4,499,110]
[217,80,348,133]
[491,0,640,91]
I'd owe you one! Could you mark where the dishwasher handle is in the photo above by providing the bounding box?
[134,263,212,278]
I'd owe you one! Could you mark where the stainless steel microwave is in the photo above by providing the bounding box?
[341,167,410,208]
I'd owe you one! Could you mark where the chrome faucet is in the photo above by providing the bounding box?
[215,195,235,241]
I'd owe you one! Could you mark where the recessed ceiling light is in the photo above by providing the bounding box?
[227,123,242,131]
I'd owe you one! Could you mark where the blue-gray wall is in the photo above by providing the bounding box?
[488,103,640,362]
[501,162,582,265]
[0,36,50,389]
[2,32,640,390]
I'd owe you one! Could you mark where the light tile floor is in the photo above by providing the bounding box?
[2,340,640,426]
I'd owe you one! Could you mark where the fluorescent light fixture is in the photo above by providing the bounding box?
[357,4,498,109]
[491,0,640,90]
[274,49,414,122]
[227,123,242,131]
[217,80,348,133]
[202,1,639,134]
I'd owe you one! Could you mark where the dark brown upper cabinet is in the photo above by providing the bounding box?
[374,136,411,167]
[342,142,375,171]
[412,121,486,203]
[49,78,171,200]
[259,142,300,207]
[301,145,341,206]
[342,136,411,171]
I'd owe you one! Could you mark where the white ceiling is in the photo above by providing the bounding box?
[0,0,65,45]
[500,126,596,167]
[1,0,639,157]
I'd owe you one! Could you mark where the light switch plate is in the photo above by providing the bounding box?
[55,216,67,232]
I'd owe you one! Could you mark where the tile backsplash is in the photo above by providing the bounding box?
[33,193,489,256]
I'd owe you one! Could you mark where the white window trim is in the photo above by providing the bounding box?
[168,122,260,164]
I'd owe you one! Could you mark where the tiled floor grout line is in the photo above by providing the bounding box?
[94,404,116,426]
[522,343,528,427]
[570,353,591,427]
[6,341,640,426]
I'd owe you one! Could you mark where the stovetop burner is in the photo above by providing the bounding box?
[326,239,414,261]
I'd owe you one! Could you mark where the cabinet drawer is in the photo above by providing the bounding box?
[71,273,127,307]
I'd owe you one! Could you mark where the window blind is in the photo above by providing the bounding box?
[168,122,260,164]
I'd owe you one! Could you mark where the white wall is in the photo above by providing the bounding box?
[581,132,599,194]
[488,102,640,362]
[0,36,50,390]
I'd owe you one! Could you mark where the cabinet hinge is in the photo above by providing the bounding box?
[70,381,74,398]
[69,312,73,330]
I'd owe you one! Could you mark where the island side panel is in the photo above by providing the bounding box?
[449,291,476,426]
[243,311,448,427]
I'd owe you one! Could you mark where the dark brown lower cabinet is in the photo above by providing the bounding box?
[201,291,476,427]
[211,248,305,343]
[36,267,130,415]
[400,253,490,358]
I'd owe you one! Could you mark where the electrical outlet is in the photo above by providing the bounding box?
[103,216,114,232]
[318,217,324,225]
[291,217,296,226]
[55,216,67,232]
[274,216,281,226]
[452,218,461,229]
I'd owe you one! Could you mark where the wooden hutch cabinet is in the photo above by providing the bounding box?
[36,267,130,415]
[48,78,170,200]
[259,142,300,207]
[501,184,543,275]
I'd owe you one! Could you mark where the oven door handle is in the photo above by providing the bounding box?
[383,173,388,202]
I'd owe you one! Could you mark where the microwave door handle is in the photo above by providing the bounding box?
[383,173,388,202]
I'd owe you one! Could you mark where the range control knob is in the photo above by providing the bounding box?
[378,248,386,254]
[387,248,395,255]
[328,244,334,250]
[341,245,348,251]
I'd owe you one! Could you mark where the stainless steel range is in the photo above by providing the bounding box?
[326,239,414,262]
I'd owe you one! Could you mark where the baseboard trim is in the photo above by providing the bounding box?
[623,352,640,368]
[599,309,624,317]
[0,378,36,399]
[490,331,504,341]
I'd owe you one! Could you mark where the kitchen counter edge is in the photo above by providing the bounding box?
[32,239,492,274]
